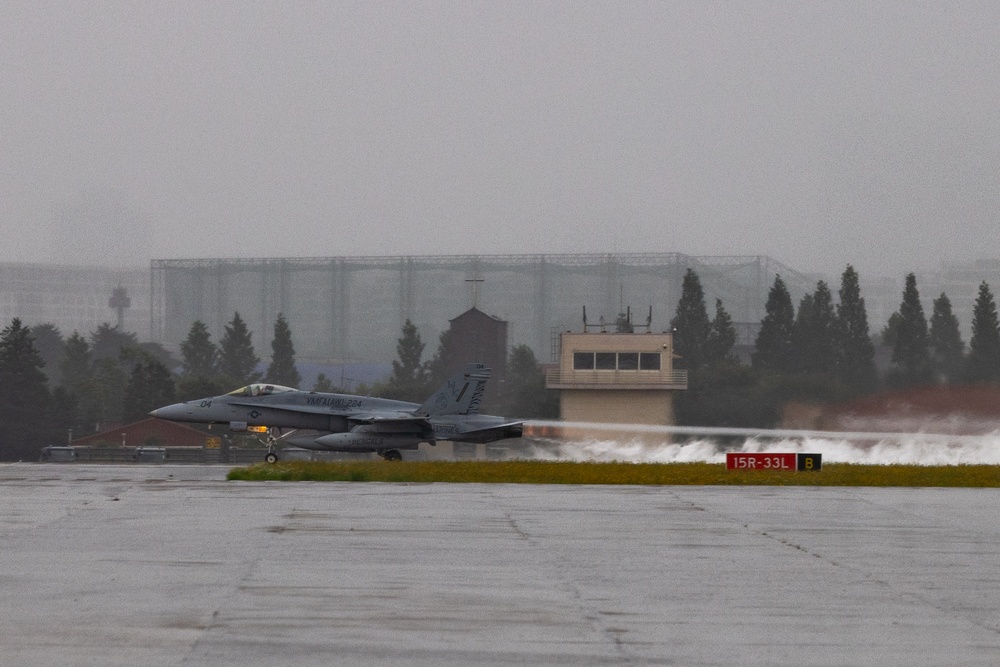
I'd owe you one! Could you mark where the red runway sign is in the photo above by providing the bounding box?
[726,452,822,471]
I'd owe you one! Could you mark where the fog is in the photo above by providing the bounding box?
[3,2,999,276]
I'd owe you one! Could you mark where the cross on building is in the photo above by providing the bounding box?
[465,277,485,309]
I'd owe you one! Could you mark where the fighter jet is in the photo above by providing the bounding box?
[150,363,522,462]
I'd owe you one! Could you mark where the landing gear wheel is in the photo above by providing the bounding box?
[383,450,403,462]
[264,452,278,464]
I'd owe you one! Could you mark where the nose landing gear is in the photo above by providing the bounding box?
[259,428,297,464]
[379,449,403,462]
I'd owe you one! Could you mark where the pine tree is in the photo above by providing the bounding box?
[123,362,150,424]
[123,353,176,423]
[219,312,260,386]
[59,331,98,431]
[789,292,815,374]
[180,321,219,379]
[705,299,736,366]
[834,265,876,391]
[670,269,711,371]
[0,319,53,460]
[890,273,932,386]
[174,375,230,403]
[91,357,127,424]
[49,385,79,441]
[966,281,1000,383]
[791,281,836,374]
[90,323,138,362]
[880,313,902,349]
[136,342,177,371]
[752,275,795,373]
[265,313,301,387]
[60,332,92,391]
[811,281,837,374]
[426,327,459,387]
[29,323,64,386]
[381,319,430,402]
[502,344,558,419]
[312,373,338,393]
[929,293,964,383]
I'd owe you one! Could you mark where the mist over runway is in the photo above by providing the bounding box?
[522,420,1000,466]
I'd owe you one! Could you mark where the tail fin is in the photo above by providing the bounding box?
[418,363,491,416]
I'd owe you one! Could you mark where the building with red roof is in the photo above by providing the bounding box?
[70,418,218,449]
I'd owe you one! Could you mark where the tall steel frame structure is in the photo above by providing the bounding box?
[150,253,816,364]
[0,263,149,337]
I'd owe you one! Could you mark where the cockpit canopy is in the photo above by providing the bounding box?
[227,383,298,397]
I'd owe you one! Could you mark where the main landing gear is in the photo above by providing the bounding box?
[379,449,403,462]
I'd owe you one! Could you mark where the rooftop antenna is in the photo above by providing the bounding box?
[583,305,610,332]
[633,306,654,333]
[615,306,633,333]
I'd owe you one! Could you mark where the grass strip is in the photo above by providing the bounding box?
[227,460,1000,487]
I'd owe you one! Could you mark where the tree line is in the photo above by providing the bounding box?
[4,266,998,459]
[0,312,300,460]
[341,268,1000,430]
[670,266,1000,427]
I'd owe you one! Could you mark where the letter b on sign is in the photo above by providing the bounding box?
[797,453,822,471]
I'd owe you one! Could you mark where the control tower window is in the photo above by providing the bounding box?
[573,352,595,370]
[618,353,639,370]
[595,353,616,370]
[639,353,661,370]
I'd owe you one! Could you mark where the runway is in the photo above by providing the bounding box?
[2,464,1000,666]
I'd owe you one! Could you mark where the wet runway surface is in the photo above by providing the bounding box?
[2,464,1000,666]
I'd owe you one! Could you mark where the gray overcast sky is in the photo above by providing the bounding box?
[2,1,999,278]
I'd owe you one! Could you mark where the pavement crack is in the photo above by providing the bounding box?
[503,513,530,540]
[179,556,261,664]
[735,502,1000,639]
[490,490,642,665]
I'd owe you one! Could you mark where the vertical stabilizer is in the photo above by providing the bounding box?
[419,363,491,416]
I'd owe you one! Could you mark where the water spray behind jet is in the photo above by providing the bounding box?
[519,420,1000,466]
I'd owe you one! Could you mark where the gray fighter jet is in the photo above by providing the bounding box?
[150,363,522,462]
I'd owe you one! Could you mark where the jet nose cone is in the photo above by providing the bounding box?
[150,403,191,421]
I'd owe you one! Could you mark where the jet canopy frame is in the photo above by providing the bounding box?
[226,383,298,397]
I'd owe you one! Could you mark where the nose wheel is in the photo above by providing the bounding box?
[259,427,297,464]
[380,449,403,462]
